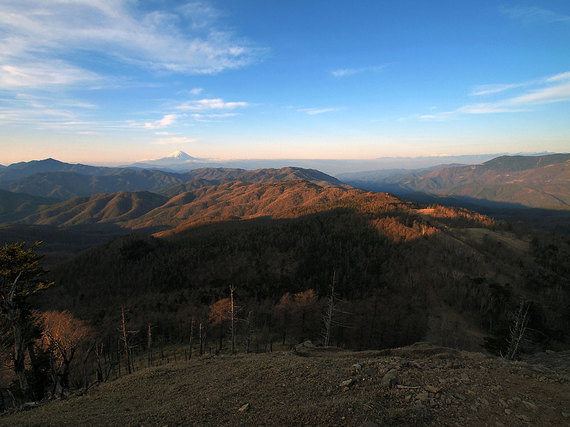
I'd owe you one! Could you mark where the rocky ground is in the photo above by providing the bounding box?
[1,342,569,426]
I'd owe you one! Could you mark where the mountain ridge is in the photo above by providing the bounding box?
[0,164,344,201]
[343,153,570,209]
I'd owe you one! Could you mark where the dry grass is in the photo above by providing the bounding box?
[458,228,530,254]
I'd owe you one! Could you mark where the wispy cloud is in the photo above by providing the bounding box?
[191,113,239,122]
[296,107,339,115]
[0,93,96,126]
[469,83,527,97]
[152,136,196,145]
[331,65,386,78]
[0,0,263,91]
[547,71,570,82]
[501,6,570,25]
[144,114,180,129]
[189,88,204,95]
[0,62,100,89]
[176,98,248,111]
[421,71,570,120]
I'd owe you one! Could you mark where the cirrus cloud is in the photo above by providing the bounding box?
[176,98,248,111]
[0,0,264,90]
[421,71,570,120]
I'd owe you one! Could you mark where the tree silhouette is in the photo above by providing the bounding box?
[0,242,52,398]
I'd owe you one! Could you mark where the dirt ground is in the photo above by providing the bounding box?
[1,342,569,426]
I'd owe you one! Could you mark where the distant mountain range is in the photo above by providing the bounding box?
[341,153,570,209]
[0,157,343,201]
[0,153,568,236]
[0,165,348,229]
[120,151,505,175]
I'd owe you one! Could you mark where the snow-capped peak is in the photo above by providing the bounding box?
[168,150,192,160]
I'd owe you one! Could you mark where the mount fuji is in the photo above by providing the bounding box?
[128,151,207,171]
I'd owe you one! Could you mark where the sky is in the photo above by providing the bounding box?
[0,0,569,165]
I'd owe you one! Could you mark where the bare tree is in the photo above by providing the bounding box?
[119,307,137,374]
[322,271,351,347]
[502,299,530,360]
[229,285,236,354]
[40,310,90,397]
[199,321,204,356]
[147,323,152,368]
[188,317,195,360]
[209,298,230,352]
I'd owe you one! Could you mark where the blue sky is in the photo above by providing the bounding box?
[0,0,569,165]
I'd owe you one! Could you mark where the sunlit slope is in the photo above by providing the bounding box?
[404,154,570,208]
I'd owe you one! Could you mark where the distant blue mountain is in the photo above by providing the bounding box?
[0,158,116,182]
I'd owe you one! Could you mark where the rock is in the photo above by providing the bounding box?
[23,402,42,409]
[364,367,377,376]
[293,340,315,356]
[504,409,512,415]
[381,369,399,389]
[238,403,250,412]
[352,363,362,374]
[340,378,355,387]
[522,401,537,411]
[562,412,570,418]
[417,392,429,402]
[424,385,440,394]
[516,414,530,422]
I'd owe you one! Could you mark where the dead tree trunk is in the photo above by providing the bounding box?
[189,318,195,360]
[120,307,133,374]
[323,271,337,347]
[503,299,530,360]
[147,323,152,368]
[199,322,204,356]
[230,285,236,355]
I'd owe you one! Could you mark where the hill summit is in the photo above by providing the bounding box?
[2,343,569,425]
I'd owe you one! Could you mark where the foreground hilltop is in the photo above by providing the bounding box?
[2,343,569,426]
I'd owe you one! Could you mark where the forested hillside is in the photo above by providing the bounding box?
[1,164,569,411]
[37,192,570,360]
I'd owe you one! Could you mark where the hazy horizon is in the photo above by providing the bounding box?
[1,1,569,165]
[4,150,566,176]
